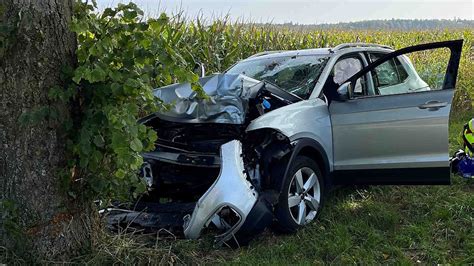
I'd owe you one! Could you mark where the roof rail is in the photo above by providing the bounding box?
[248,50,286,58]
[332,43,393,51]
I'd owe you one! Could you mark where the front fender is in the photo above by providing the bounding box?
[287,138,330,183]
[246,98,333,174]
[268,138,331,194]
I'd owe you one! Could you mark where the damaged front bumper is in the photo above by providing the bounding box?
[183,140,258,243]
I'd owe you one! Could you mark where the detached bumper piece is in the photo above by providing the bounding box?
[104,140,273,246]
[184,140,271,246]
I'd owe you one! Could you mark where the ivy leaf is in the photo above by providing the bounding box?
[130,138,143,152]
[109,71,122,82]
[147,129,157,142]
[125,78,140,88]
[90,66,107,82]
[123,10,138,21]
[111,132,127,150]
[93,135,105,147]
[124,78,141,94]
[72,66,87,84]
[101,7,117,18]
[111,82,121,94]
[115,169,126,179]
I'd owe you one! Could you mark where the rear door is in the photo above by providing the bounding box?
[329,40,463,185]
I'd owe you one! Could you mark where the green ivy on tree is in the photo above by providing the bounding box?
[56,1,202,202]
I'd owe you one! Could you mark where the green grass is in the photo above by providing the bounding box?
[62,115,473,265]
[80,179,473,264]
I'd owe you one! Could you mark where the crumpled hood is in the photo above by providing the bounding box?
[153,73,261,124]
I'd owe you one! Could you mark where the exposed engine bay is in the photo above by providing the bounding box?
[104,74,301,246]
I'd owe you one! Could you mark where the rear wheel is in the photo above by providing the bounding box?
[273,156,324,233]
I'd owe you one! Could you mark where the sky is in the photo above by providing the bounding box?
[97,0,474,24]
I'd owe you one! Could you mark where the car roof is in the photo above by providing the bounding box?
[242,44,394,62]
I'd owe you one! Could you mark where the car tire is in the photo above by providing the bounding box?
[273,155,325,233]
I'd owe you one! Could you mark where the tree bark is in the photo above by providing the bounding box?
[0,0,90,260]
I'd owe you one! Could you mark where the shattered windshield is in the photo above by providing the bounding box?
[226,55,329,98]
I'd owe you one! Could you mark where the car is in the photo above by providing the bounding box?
[106,40,463,246]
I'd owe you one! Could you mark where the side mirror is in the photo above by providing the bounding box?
[193,62,206,78]
[335,82,351,101]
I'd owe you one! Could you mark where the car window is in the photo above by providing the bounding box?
[369,53,409,94]
[406,48,450,91]
[349,47,451,98]
[226,55,329,98]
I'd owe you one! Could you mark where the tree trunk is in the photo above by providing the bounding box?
[0,0,90,260]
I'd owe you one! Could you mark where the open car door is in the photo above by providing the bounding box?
[329,40,463,185]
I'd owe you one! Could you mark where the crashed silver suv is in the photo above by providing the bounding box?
[107,40,463,246]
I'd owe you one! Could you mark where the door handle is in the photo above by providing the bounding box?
[418,100,448,111]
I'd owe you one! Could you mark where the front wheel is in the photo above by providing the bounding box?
[273,155,325,233]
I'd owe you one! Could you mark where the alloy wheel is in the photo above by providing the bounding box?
[287,167,321,225]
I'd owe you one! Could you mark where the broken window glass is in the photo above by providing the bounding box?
[227,55,329,98]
